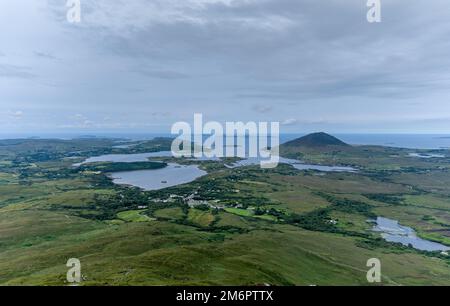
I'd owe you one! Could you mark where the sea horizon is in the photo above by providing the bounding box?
[1,132,450,150]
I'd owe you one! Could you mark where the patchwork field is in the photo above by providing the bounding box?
[0,137,449,285]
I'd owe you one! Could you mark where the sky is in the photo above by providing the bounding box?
[1,0,450,135]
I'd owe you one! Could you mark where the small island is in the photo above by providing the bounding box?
[78,161,168,173]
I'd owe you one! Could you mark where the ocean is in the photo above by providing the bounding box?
[1,133,450,150]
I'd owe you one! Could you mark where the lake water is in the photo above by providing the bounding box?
[408,153,446,159]
[110,163,207,191]
[334,134,450,150]
[74,151,173,166]
[112,144,137,149]
[227,157,357,172]
[74,150,356,190]
[75,151,357,173]
[372,217,449,252]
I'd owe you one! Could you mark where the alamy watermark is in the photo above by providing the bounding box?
[65,1,380,25]
[366,258,382,283]
[66,0,81,23]
[66,258,81,284]
[171,114,280,169]
[367,0,382,23]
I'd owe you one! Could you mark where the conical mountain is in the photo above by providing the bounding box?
[283,132,349,148]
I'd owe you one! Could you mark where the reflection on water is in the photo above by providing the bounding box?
[110,163,207,191]
[226,157,357,172]
[74,150,357,191]
[74,151,357,173]
[373,217,449,252]
[74,151,172,166]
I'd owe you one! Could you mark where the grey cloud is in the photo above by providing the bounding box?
[57,0,450,100]
[2,0,450,133]
[150,111,171,117]
[0,64,37,79]
[34,51,58,60]
[252,104,273,113]
[136,69,189,80]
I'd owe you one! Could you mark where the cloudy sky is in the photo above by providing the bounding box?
[1,0,450,134]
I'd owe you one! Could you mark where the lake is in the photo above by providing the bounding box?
[227,157,357,172]
[372,217,449,252]
[75,151,357,173]
[331,134,450,150]
[110,163,207,191]
[408,153,446,159]
[74,149,357,190]
[74,151,173,166]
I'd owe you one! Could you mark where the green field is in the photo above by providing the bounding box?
[117,210,154,222]
[0,137,449,285]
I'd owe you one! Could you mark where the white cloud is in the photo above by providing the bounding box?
[281,118,298,126]
[8,110,24,119]
[57,0,278,33]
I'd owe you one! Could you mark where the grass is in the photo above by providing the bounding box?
[1,138,450,285]
[418,232,450,246]
[117,210,153,222]
[403,194,450,211]
[391,171,450,196]
[187,209,215,227]
[153,207,185,221]
[224,208,278,222]
[267,188,330,214]
[215,211,253,229]
[330,211,373,235]
[1,217,450,285]
[224,208,253,217]
[0,173,17,185]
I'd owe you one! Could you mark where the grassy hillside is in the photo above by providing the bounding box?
[0,138,449,285]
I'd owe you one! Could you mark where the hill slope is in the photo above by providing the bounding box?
[283,132,349,148]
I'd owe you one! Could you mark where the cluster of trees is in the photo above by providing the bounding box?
[315,192,376,218]
[69,188,151,221]
[18,167,75,180]
[364,193,404,206]
[78,161,167,173]
[284,209,338,233]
